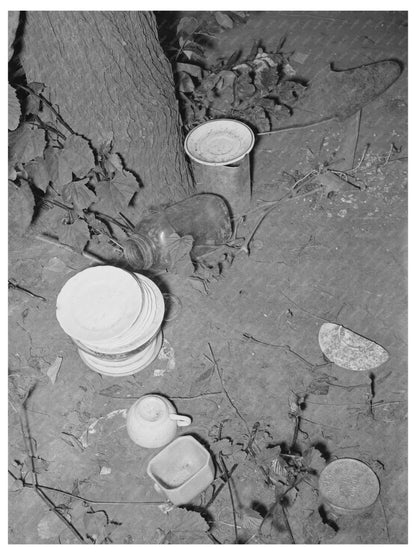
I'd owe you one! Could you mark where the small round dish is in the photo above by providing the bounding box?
[78,331,163,376]
[184,119,255,166]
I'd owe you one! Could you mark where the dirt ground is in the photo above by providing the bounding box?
[8,11,407,544]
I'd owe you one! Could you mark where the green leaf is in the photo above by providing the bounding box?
[177,17,199,38]
[164,233,194,275]
[44,146,60,184]
[92,180,130,216]
[167,508,209,533]
[62,178,96,213]
[8,123,46,165]
[8,180,35,236]
[175,62,202,79]
[61,135,95,178]
[110,170,138,200]
[8,11,20,60]
[211,438,234,456]
[83,511,108,543]
[24,157,50,192]
[57,151,74,189]
[25,82,46,116]
[57,218,90,253]
[177,72,195,93]
[104,152,123,174]
[226,11,247,24]
[214,12,234,29]
[83,212,112,236]
[240,508,263,532]
[181,41,204,55]
[8,84,20,130]
[303,447,326,473]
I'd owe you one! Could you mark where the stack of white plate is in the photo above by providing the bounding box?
[56,266,165,376]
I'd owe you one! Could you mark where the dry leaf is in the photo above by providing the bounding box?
[240,507,263,532]
[214,12,234,29]
[46,355,63,384]
[24,157,51,192]
[167,507,209,533]
[37,512,66,540]
[8,84,20,130]
[83,510,108,543]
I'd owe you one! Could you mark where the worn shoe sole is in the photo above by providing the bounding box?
[279,59,403,128]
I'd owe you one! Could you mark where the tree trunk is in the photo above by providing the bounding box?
[20,11,193,209]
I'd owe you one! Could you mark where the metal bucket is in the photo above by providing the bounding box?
[185,119,255,218]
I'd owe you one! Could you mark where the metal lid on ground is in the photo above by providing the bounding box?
[184,119,255,166]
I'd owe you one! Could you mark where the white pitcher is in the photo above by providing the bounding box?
[126,394,191,448]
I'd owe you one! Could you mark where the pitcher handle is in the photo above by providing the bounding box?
[170,414,192,427]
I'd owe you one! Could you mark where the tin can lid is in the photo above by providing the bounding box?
[184,119,255,166]
[319,458,380,512]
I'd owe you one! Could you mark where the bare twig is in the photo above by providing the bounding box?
[281,505,295,544]
[350,143,370,172]
[206,344,250,434]
[378,491,391,543]
[169,392,222,400]
[206,532,222,544]
[117,212,135,231]
[300,416,341,431]
[8,472,163,505]
[35,234,104,263]
[242,333,329,371]
[8,279,47,302]
[259,477,306,536]
[16,83,75,135]
[219,454,238,543]
[204,464,238,510]
[288,392,305,450]
[236,188,321,255]
[246,422,260,454]
[10,385,86,543]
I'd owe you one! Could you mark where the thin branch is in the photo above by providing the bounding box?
[206,532,222,544]
[236,188,324,255]
[169,392,222,400]
[204,464,238,510]
[35,234,103,263]
[16,83,75,135]
[281,505,295,544]
[378,492,391,543]
[350,143,370,172]
[8,472,163,505]
[219,454,238,543]
[242,333,328,370]
[8,279,47,302]
[11,385,86,543]
[259,476,306,535]
[206,344,250,434]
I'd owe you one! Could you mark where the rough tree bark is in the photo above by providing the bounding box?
[20,11,193,208]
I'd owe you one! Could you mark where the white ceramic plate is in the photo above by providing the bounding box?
[184,119,255,166]
[80,273,165,353]
[56,266,142,343]
[78,331,163,376]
